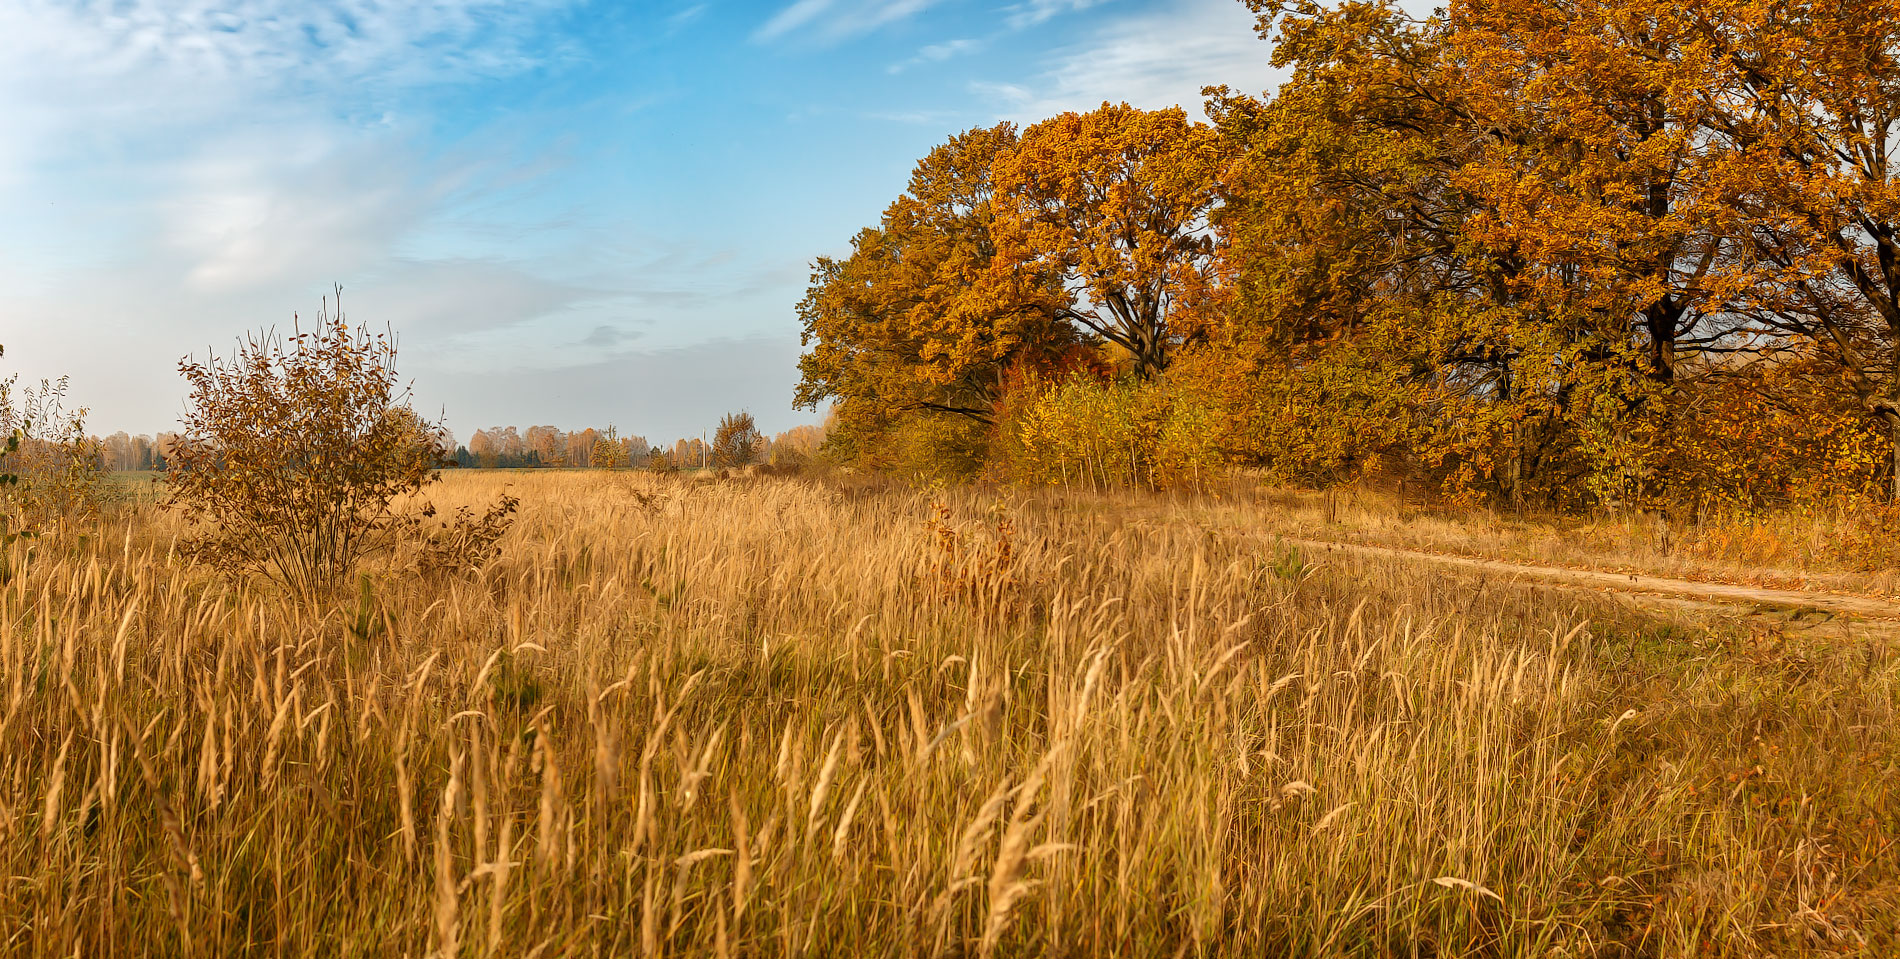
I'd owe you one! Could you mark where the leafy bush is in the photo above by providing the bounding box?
[712,411,764,468]
[165,299,514,600]
[0,363,103,535]
[396,492,522,577]
[1005,374,1156,488]
[998,362,1231,489]
[1643,360,1889,512]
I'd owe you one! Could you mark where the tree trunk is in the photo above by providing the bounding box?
[1644,299,1681,386]
[1890,413,1900,504]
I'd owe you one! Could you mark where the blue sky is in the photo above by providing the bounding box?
[0,0,1286,444]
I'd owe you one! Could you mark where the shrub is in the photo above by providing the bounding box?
[0,360,103,535]
[1643,359,1889,512]
[880,411,989,483]
[712,411,764,468]
[1005,373,1157,488]
[994,357,1245,490]
[165,297,513,600]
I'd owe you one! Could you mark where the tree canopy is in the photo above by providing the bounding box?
[793,0,1900,508]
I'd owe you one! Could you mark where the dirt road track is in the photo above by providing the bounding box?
[1280,537,1900,622]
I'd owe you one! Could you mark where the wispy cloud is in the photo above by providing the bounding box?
[0,0,585,195]
[754,0,836,42]
[887,37,984,73]
[161,129,447,293]
[668,4,710,30]
[0,0,612,434]
[753,0,940,45]
[974,0,1284,120]
[1003,0,1107,30]
[579,325,643,349]
[0,0,578,96]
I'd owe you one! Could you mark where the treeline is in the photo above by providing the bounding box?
[89,418,830,473]
[457,417,825,470]
[457,425,650,470]
[797,0,1900,511]
[98,432,173,472]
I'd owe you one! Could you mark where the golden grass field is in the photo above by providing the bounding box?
[1241,485,1900,599]
[3,470,1897,957]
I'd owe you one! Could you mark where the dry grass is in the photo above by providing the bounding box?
[1227,483,1900,598]
[2,470,1897,957]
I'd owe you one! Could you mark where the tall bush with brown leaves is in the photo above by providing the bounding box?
[0,350,103,538]
[165,298,513,600]
[712,411,764,468]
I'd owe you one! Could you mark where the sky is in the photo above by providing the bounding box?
[0,0,1291,445]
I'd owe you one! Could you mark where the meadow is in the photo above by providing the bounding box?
[1236,486,1900,600]
[2,470,1896,957]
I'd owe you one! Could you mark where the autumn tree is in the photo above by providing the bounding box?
[796,123,1078,466]
[524,425,566,467]
[468,429,498,469]
[672,437,706,470]
[99,432,157,471]
[1678,0,1900,497]
[712,412,764,468]
[1217,1,1593,499]
[1212,3,1483,488]
[770,422,828,468]
[1428,0,1900,500]
[592,426,629,470]
[1423,0,1752,502]
[491,426,523,463]
[796,110,1223,473]
[1440,0,1757,388]
[1219,0,1786,504]
[568,428,599,468]
[991,103,1226,378]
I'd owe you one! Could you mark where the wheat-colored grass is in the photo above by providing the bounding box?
[1219,481,1900,597]
[1,470,1895,957]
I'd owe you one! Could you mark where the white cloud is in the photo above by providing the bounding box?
[669,4,710,30]
[753,0,941,44]
[1004,0,1107,30]
[888,36,984,73]
[975,0,1285,121]
[0,0,583,201]
[161,131,446,293]
[754,0,837,42]
[0,0,619,435]
[0,0,574,89]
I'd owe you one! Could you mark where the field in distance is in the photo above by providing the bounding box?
[3,470,1895,956]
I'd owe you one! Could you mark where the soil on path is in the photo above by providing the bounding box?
[1279,536,1900,622]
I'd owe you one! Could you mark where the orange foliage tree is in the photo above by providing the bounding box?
[791,0,1900,505]
[1678,0,1900,497]
[795,123,1078,468]
[990,104,1226,378]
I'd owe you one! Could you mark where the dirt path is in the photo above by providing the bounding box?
[1279,537,1900,621]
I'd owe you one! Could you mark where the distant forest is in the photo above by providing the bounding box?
[90,421,828,472]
